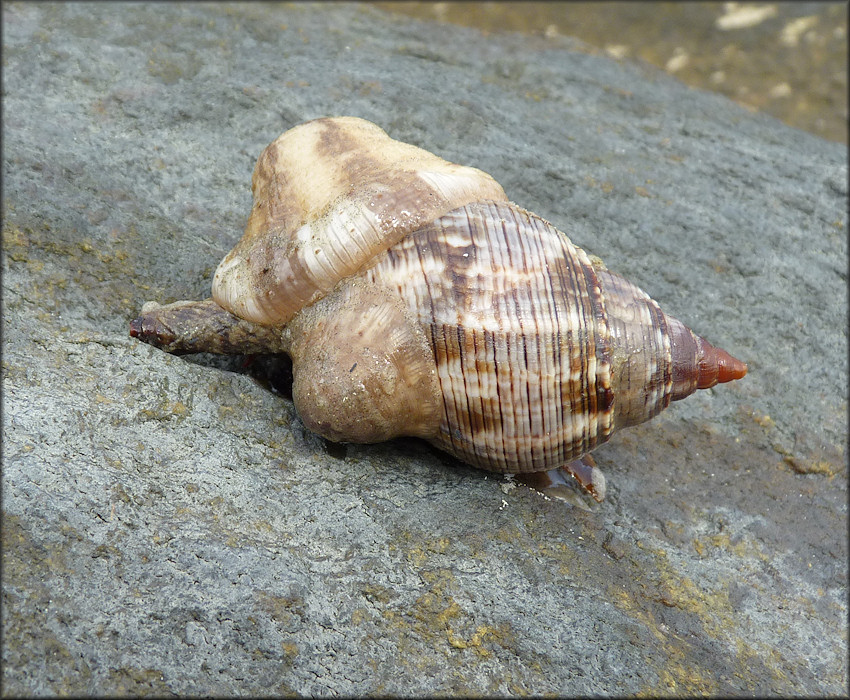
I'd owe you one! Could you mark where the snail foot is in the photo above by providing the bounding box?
[515,454,607,506]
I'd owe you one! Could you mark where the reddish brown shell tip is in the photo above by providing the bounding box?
[696,338,748,389]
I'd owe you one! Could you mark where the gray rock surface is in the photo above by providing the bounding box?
[2,2,846,696]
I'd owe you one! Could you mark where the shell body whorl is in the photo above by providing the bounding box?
[361,200,616,472]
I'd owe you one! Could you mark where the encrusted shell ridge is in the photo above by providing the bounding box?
[212,116,507,326]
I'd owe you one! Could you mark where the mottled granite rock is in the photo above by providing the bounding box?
[2,2,846,696]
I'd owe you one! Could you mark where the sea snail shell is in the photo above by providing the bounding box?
[130,116,747,501]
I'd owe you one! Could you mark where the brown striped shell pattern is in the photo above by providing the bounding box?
[130,116,747,502]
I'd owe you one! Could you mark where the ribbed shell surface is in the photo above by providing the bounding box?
[593,268,673,427]
[362,200,616,473]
